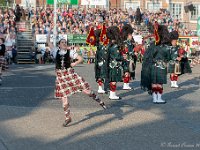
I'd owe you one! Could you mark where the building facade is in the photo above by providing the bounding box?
[115,0,199,30]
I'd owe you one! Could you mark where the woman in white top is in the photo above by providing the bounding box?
[47,35,106,127]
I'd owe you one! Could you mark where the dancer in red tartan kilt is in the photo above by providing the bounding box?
[0,38,6,85]
[47,35,106,127]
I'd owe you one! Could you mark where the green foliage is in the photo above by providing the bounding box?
[0,0,6,6]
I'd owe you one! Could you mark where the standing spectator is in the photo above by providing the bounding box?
[43,47,53,64]
[0,38,6,85]
[11,45,17,64]
[15,4,22,22]
[35,47,42,64]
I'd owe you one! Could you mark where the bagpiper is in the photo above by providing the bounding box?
[121,24,136,90]
[141,22,172,104]
[168,31,182,88]
[94,24,109,94]
[107,26,123,100]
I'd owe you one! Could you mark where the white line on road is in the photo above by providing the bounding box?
[0,86,54,90]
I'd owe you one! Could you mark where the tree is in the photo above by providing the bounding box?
[0,0,6,6]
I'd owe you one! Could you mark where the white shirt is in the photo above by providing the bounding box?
[51,47,78,59]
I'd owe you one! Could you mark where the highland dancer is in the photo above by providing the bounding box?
[141,22,172,104]
[47,32,106,127]
[0,38,6,85]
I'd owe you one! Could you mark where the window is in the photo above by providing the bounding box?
[147,2,161,12]
[124,2,140,11]
[170,3,182,20]
[190,4,200,20]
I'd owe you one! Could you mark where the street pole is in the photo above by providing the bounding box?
[6,0,8,7]
[107,0,109,11]
[13,0,16,9]
[53,0,57,47]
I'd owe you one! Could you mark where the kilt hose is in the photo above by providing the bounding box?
[151,65,167,84]
[55,68,90,98]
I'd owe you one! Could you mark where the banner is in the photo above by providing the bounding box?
[47,0,77,5]
[81,0,90,5]
[81,0,106,5]
[133,35,143,44]
[68,34,87,43]
[16,22,26,32]
[80,46,97,51]
[71,0,78,5]
[47,0,54,5]
[178,36,199,52]
[36,34,67,43]
[90,0,106,5]
[197,17,200,40]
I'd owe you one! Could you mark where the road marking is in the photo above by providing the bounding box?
[0,86,54,90]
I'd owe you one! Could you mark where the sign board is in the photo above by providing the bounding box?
[16,22,26,32]
[197,17,200,41]
[81,0,90,5]
[68,34,87,43]
[178,36,199,53]
[47,0,54,5]
[36,34,67,43]
[90,0,106,5]
[70,0,78,5]
[47,0,77,5]
[80,46,97,51]
[133,35,143,44]
[81,0,106,5]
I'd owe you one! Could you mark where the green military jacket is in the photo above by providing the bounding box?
[141,44,171,92]
[95,44,109,81]
[108,44,123,82]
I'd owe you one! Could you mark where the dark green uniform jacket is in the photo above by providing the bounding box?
[108,44,123,82]
[141,43,171,92]
[95,44,109,81]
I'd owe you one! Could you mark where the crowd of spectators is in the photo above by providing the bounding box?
[0,5,23,64]
[30,6,196,37]
[0,5,199,65]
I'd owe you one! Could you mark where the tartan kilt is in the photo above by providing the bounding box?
[95,64,107,81]
[109,67,123,82]
[151,65,167,84]
[55,68,90,98]
[122,60,129,73]
[122,60,136,79]
[168,61,181,74]
[0,56,7,70]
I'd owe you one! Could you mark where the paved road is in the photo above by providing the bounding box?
[0,63,200,150]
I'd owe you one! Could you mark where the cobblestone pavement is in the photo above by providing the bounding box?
[0,63,200,150]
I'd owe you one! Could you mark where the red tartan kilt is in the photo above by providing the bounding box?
[0,56,7,70]
[55,68,90,98]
